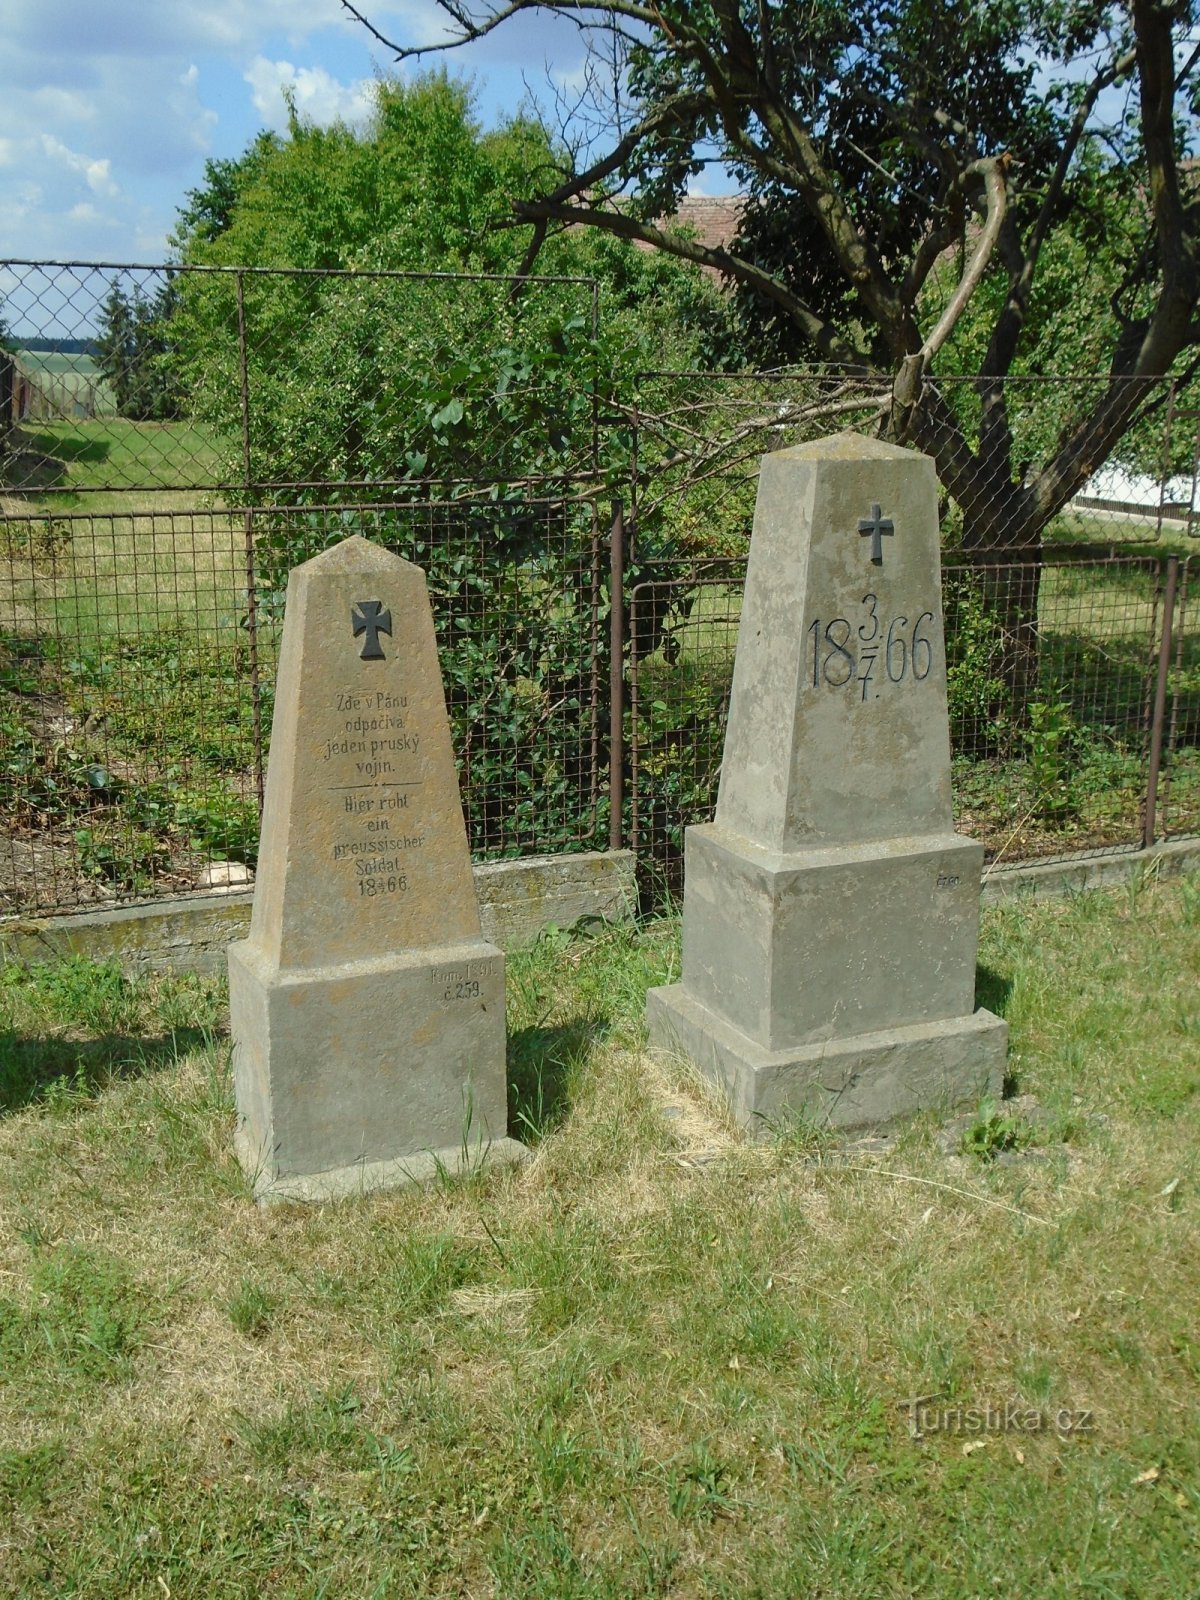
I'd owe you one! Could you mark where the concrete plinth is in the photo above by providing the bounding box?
[648,981,1006,1133]
[679,825,986,1050]
[230,938,524,1203]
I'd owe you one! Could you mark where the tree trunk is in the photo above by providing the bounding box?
[958,485,1043,731]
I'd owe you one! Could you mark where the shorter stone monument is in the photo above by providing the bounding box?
[229,535,524,1202]
[647,435,1007,1130]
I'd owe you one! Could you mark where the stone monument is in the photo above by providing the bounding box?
[229,535,524,1202]
[646,434,1007,1130]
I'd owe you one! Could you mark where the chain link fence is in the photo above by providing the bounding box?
[2,260,600,499]
[4,265,1200,918]
[1,496,608,915]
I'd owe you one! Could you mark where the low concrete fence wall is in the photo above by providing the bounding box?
[2,840,1197,978]
[0,850,638,976]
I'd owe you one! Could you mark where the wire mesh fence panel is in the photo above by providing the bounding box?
[253,499,607,863]
[627,555,1173,906]
[1,261,600,502]
[2,264,222,498]
[1,508,264,914]
[628,572,743,898]
[0,494,608,917]
[946,557,1163,871]
[1161,555,1200,840]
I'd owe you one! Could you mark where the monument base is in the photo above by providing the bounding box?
[237,1137,531,1207]
[646,981,1007,1133]
[230,937,521,1203]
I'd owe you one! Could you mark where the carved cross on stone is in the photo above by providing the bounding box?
[351,599,392,660]
[858,504,895,565]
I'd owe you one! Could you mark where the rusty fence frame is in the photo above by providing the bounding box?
[1,492,612,916]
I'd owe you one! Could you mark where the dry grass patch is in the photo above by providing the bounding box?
[0,889,1197,1595]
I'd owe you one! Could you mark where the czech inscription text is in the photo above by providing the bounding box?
[321,685,425,900]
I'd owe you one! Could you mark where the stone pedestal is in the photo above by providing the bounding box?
[229,536,524,1202]
[647,435,1006,1132]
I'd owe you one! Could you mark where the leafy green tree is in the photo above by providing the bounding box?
[171,72,727,494]
[169,72,730,850]
[345,0,1200,703]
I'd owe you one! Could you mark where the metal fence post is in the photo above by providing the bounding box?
[236,270,266,810]
[609,501,625,852]
[1144,554,1180,849]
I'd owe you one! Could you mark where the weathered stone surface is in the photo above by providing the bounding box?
[647,434,1007,1132]
[197,861,254,893]
[473,850,638,948]
[680,825,984,1051]
[229,941,510,1201]
[228,535,523,1202]
[246,537,481,970]
[647,983,1007,1132]
[717,436,953,852]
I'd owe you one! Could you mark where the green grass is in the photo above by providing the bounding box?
[0,880,1197,1596]
[12,418,225,500]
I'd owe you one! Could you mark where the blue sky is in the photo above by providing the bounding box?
[0,0,591,264]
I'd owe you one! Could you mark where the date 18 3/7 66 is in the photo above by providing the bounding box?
[358,874,407,897]
[807,593,936,702]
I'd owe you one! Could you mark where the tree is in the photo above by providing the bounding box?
[95,277,182,421]
[168,73,731,850]
[343,0,1200,703]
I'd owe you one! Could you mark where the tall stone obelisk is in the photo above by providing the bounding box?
[647,435,1007,1130]
[229,535,524,1202]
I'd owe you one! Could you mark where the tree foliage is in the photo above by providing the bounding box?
[168,73,730,850]
[171,72,729,501]
[343,0,1200,551]
[94,278,182,421]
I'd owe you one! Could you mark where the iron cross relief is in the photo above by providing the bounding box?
[351,599,392,660]
[858,504,895,565]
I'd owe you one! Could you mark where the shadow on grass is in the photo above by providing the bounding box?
[976,963,1013,1019]
[976,964,1019,1096]
[21,428,113,467]
[0,1027,213,1116]
[507,1015,608,1143]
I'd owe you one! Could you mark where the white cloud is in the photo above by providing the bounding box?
[0,0,577,260]
[244,56,377,131]
[39,134,121,197]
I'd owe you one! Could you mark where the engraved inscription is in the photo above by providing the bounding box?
[321,682,426,900]
[936,873,961,888]
[351,598,392,660]
[807,598,936,700]
[432,963,485,1001]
